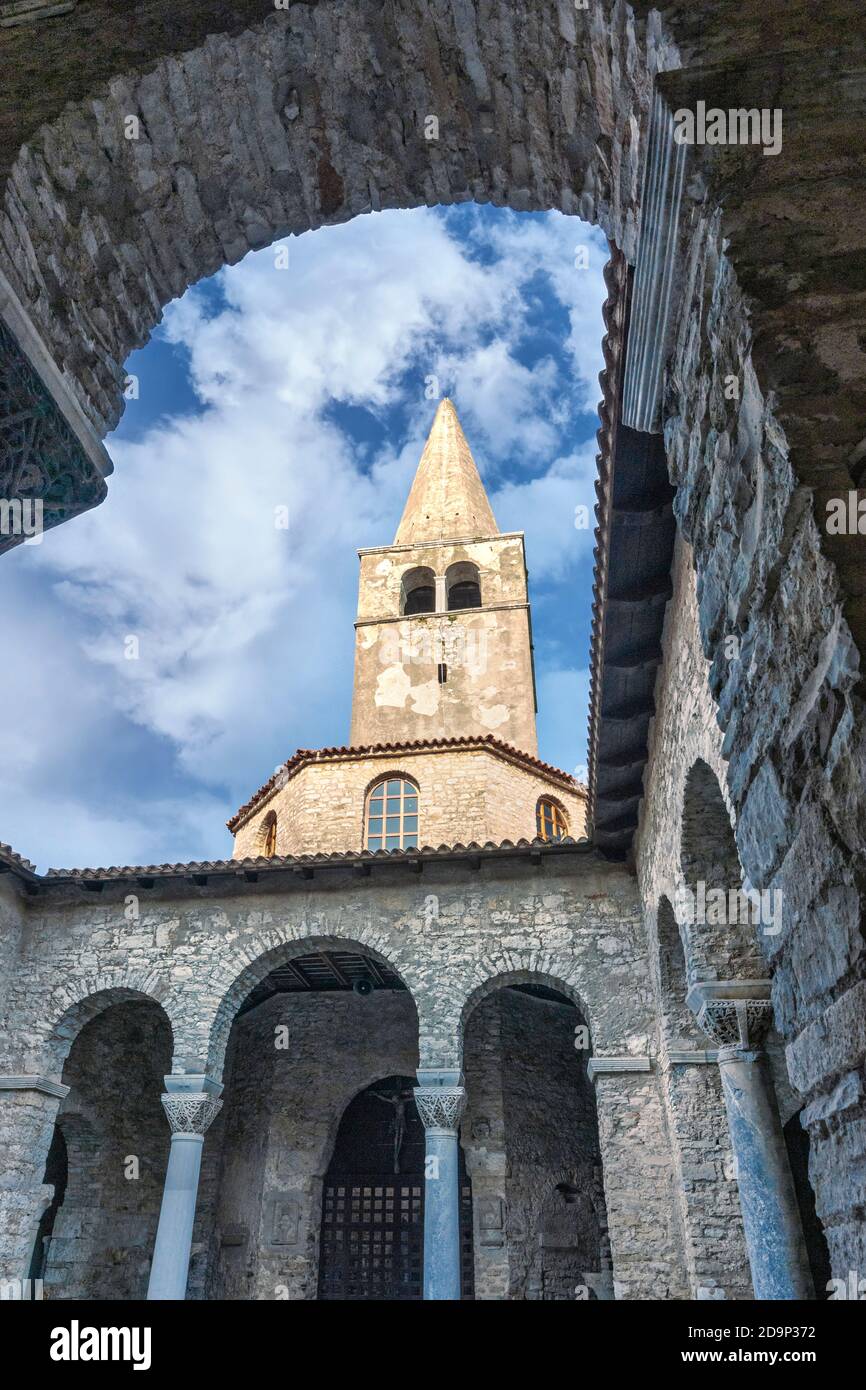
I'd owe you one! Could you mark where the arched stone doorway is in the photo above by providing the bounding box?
[198,941,421,1300]
[317,1075,474,1301]
[461,979,611,1300]
[32,997,173,1300]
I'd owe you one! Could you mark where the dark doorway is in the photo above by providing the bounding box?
[318,1075,473,1300]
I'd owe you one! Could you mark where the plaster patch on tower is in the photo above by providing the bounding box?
[478,702,510,731]
[374,664,440,718]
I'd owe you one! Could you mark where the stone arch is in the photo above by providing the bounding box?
[35,994,174,1300]
[655,894,704,1046]
[0,0,668,444]
[680,758,740,897]
[400,566,436,616]
[676,758,765,983]
[456,965,594,1064]
[445,560,482,611]
[318,1066,421,1180]
[459,966,609,1300]
[203,932,423,1079]
[38,976,174,1078]
[252,808,278,857]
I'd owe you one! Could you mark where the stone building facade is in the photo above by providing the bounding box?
[0,0,864,1304]
[0,399,834,1302]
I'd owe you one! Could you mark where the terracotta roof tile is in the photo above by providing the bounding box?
[226,733,587,832]
[39,835,591,884]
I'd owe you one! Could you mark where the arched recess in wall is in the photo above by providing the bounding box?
[678,758,764,982]
[400,566,436,616]
[200,943,421,1300]
[656,895,705,1049]
[459,972,612,1301]
[35,998,174,1300]
[255,809,278,857]
[446,561,482,611]
[316,1073,474,1302]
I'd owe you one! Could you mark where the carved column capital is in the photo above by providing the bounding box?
[414,1074,466,1135]
[161,1092,222,1136]
[159,1073,223,1136]
[686,981,774,1060]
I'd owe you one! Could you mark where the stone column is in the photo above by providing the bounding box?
[687,982,813,1300]
[147,1075,222,1301]
[414,1069,466,1301]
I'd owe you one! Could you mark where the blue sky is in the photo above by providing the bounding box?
[1,206,608,870]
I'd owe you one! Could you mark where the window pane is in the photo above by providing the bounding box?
[385,835,401,849]
[404,834,418,848]
[369,798,384,814]
[368,818,382,833]
[403,816,418,832]
[386,817,400,833]
[403,797,418,813]
[386,798,401,813]
[386,780,402,794]
[368,837,382,850]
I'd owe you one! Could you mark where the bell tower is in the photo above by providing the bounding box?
[350,399,539,755]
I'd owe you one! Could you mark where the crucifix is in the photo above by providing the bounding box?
[371,1084,415,1173]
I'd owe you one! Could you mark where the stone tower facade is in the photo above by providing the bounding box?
[350,399,539,754]
[229,401,586,858]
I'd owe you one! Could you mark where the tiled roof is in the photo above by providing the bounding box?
[227,734,587,832]
[37,834,592,885]
[0,841,38,878]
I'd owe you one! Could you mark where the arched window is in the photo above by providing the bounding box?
[260,811,277,858]
[446,560,481,610]
[365,777,419,851]
[536,798,568,843]
[400,566,436,616]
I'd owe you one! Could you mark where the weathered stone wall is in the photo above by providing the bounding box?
[634,540,770,1299]
[0,874,24,1025]
[662,196,866,1282]
[231,746,586,859]
[0,0,675,435]
[497,990,606,1299]
[653,897,752,1300]
[0,852,687,1297]
[462,988,609,1301]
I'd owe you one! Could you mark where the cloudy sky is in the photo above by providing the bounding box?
[2,207,608,871]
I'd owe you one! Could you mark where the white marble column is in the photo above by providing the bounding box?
[147,1075,222,1301]
[414,1070,467,1301]
[688,982,813,1300]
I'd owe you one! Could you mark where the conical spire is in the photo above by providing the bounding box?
[394,399,499,544]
